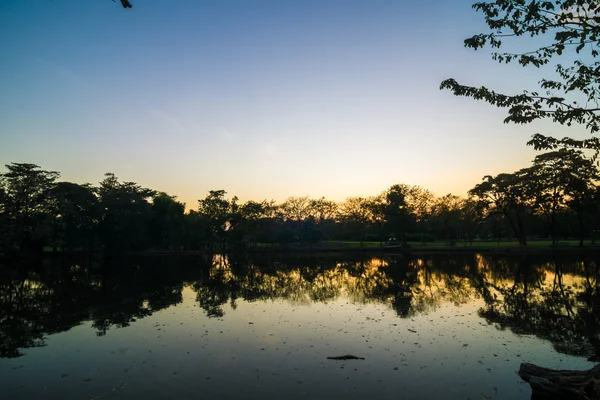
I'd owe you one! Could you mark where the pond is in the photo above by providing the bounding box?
[1,252,598,399]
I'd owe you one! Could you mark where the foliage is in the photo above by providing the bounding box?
[149,193,186,250]
[97,173,156,252]
[0,163,59,254]
[529,149,600,244]
[49,182,99,252]
[469,170,533,246]
[1,156,600,255]
[441,0,600,152]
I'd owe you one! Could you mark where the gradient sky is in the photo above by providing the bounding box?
[0,0,589,208]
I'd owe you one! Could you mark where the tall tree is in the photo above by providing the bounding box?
[198,190,236,250]
[0,163,59,254]
[528,149,598,244]
[48,182,99,253]
[538,149,600,245]
[431,194,463,245]
[280,196,311,222]
[381,185,412,241]
[459,198,483,245]
[0,185,9,254]
[308,197,338,223]
[403,185,435,243]
[308,197,339,240]
[469,170,533,247]
[339,197,374,244]
[149,193,186,250]
[236,200,277,246]
[97,173,155,252]
[441,0,600,152]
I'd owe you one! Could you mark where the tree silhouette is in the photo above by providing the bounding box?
[0,163,59,254]
[469,171,532,247]
[441,0,600,153]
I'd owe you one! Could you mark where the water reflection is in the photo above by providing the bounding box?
[476,255,600,360]
[1,252,600,360]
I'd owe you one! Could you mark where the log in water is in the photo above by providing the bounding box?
[326,355,365,360]
[518,362,600,399]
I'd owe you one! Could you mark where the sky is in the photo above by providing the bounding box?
[0,0,590,208]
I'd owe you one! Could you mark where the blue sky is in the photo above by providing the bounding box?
[0,0,587,207]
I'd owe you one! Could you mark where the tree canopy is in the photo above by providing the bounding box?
[441,0,600,151]
[2,151,600,256]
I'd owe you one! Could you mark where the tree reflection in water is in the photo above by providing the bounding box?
[1,252,600,360]
[476,255,600,360]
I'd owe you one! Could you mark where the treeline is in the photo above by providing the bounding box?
[1,148,599,255]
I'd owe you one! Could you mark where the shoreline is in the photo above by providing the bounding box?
[4,243,600,261]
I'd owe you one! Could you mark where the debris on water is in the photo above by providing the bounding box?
[114,382,127,392]
[327,355,365,360]
[61,374,69,378]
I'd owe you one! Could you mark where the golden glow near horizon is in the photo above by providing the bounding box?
[4,1,591,206]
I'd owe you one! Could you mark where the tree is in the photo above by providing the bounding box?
[300,216,322,248]
[338,197,374,244]
[235,200,277,246]
[198,190,237,250]
[459,198,483,245]
[48,182,99,252]
[431,194,464,245]
[402,185,435,243]
[308,197,339,240]
[469,170,532,247]
[182,210,211,251]
[381,185,412,241]
[0,185,9,254]
[97,173,155,252]
[149,193,186,250]
[0,163,59,254]
[553,150,600,245]
[528,149,599,245]
[280,196,311,222]
[441,0,600,152]
[308,197,338,222]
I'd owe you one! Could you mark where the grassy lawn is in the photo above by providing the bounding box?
[415,240,580,248]
[323,239,591,249]
[270,240,589,249]
[323,241,383,247]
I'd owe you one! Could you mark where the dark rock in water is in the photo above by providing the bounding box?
[518,362,600,399]
[327,355,365,360]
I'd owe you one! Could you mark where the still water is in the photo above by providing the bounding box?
[1,252,598,399]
